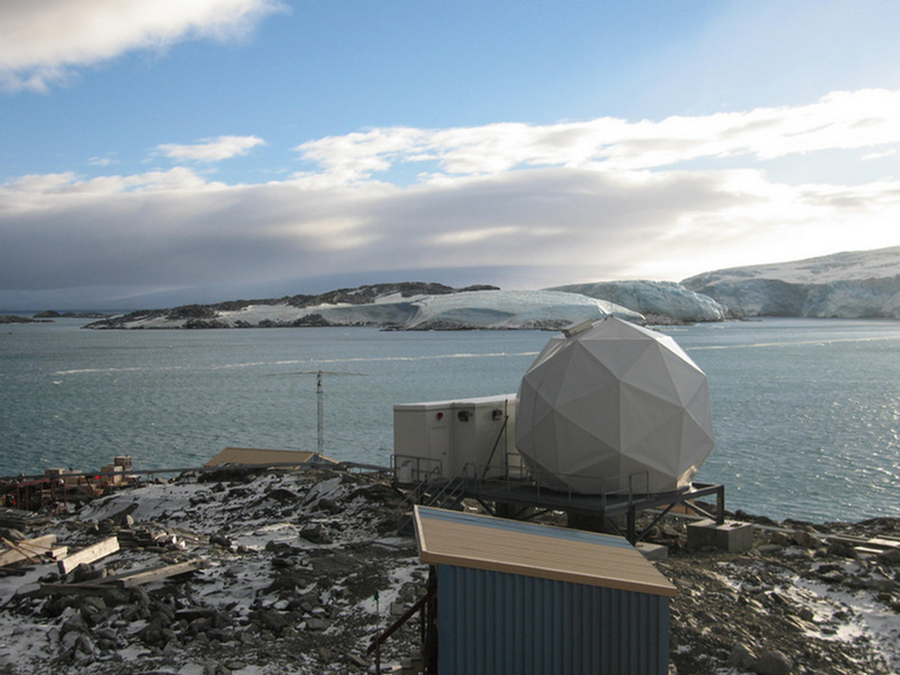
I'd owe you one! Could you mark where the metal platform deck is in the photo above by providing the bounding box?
[404,470,725,544]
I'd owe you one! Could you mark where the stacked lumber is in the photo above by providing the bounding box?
[2,529,200,591]
[0,534,67,572]
[0,507,51,531]
[41,560,201,594]
[116,527,197,550]
[828,533,900,559]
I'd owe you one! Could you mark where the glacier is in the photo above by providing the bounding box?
[549,280,728,322]
[403,290,642,329]
[682,246,900,319]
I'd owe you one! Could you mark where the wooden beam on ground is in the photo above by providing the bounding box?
[46,546,69,560]
[13,541,68,562]
[13,537,66,560]
[112,560,200,587]
[1,537,38,565]
[57,536,120,575]
[0,535,57,567]
[829,534,900,552]
[38,582,124,596]
[41,560,200,594]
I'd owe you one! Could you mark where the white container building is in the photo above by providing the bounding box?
[393,394,520,483]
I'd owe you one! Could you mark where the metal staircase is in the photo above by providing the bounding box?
[389,473,470,535]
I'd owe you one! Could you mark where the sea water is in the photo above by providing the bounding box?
[1,317,898,523]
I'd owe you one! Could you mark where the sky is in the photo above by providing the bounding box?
[1,1,899,310]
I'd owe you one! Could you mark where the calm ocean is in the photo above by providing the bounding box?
[1,317,899,523]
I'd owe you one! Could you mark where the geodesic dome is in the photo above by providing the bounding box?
[515,316,714,495]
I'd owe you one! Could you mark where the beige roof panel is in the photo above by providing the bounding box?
[415,505,677,597]
[205,447,337,468]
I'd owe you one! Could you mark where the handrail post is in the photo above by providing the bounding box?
[716,485,726,525]
[367,588,435,669]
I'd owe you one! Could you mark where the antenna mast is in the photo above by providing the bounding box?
[316,370,324,456]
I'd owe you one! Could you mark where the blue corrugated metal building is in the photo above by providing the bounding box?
[414,506,677,675]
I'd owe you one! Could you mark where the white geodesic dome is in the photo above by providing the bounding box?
[515,316,714,494]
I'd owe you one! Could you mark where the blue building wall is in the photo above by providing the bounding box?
[436,564,670,675]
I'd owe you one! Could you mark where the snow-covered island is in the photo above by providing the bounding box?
[682,246,900,319]
[80,245,900,329]
[84,284,644,330]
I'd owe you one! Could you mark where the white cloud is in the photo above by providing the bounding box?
[295,90,900,180]
[0,168,223,215]
[433,225,529,246]
[2,160,898,295]
[863,149,897,161]
[88,155,117,168]
[0,0,286,93]
[156,136,266,162]
[296,127,429,182]
[1,89,899,303]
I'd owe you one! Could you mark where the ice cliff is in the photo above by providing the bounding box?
[549,280,728,322]
[682,246,900,319]
[402,290,642,329]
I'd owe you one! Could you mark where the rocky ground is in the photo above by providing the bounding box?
[0,315,50,324]
[658,514,900,675]
[1,466,899,675]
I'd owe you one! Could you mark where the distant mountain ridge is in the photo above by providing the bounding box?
[79,245,900,329]
[91,282,498,328]
[84,283,643,330]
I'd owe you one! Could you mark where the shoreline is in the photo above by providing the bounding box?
[3,318,900,525]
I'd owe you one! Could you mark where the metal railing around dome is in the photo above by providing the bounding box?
[389,453,725,543]
[391,454,444,486]
[415,461,722,543]
[459,461,651,505]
